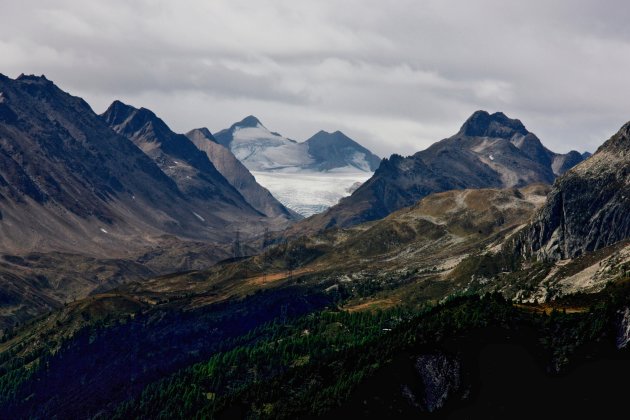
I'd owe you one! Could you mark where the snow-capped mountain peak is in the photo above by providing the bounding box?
[224,119,312,171]
[235,115,263,129]
[210,116,382,216]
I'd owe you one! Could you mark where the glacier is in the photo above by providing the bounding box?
[252,169,372,217]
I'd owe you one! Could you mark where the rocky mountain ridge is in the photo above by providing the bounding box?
[295,110,586,231]
[102,101,255,211]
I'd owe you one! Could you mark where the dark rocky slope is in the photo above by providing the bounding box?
[304,130,381,171]
[102,101,257,212]
[0,74,209,253]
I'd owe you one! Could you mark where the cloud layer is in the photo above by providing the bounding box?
[2,0,630,156]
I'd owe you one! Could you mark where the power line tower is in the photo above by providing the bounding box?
[287,255,294,283]
[232,229,242,259]
[262,228,270,282]
[262,227,271,250]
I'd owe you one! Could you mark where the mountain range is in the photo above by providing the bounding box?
[0,75,291,327]
[295,110,588,232]
[3,73,630,418]
[2,111,629,418]
[214,115,381,172]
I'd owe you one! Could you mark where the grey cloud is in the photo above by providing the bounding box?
[2,0,630,157]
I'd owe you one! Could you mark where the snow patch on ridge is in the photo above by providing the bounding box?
[232,125,313,171]
[350,151,371,171]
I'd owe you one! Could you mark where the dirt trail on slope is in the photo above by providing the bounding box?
[246,266,320,286]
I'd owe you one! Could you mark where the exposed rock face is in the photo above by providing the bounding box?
[511,132,584,176]
[516,121,630,260]
[186,127,298,219]
[413,353,461,412]
[297,111,584,231]
[616,307,630,349]
[551,150,585,176]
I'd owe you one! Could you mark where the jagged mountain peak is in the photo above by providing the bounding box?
[307,129,352,142]
[102,100,263,210]
[102,100,171,139]
[103,100,155,122]
[15,73,52,83]
[102,100,135,124]
[234,115,263,129]
[195,127,214,139]
[2,73,93,114]
[307,129,351,144]
[214,115,277,148]
[311,129,343,136]
[458,110,529,138]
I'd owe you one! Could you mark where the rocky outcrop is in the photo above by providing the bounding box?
[616,307,630,349]
[414,353,461,412]
[401,352,462,413]
[516,121,630,260]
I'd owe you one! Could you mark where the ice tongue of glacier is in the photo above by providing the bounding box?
[252,170,372,217]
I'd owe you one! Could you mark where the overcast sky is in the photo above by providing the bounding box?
[2,0,630,157]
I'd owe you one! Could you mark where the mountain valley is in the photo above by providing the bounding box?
[4,2,630,418]
[1,75,629,419]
